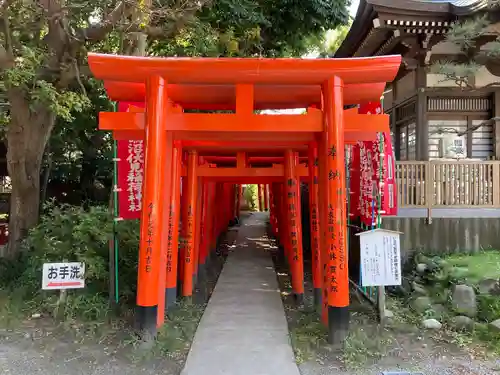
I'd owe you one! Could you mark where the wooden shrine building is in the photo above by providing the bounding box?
[335,0,500,253]
[336,0,500,161]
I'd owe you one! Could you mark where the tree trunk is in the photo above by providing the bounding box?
[40,143,53,208]
[1,88,55,259]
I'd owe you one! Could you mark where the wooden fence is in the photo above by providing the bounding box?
[395,160,500,208]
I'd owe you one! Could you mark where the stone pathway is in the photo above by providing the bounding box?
[181,212,300,375]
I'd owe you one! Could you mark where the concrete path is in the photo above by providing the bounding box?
[181,212,300,375]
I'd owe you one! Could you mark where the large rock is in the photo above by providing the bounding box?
[416,263,428,274]
[412,281,428,296]
[451,315,475,332]
[430,304,447,319]
[489,319,500,333]
[452,284,477,317]
[411,296,432,313]
[478,278,499,295]
[422,318,442,330]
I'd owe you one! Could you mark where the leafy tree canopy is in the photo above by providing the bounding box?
[0,0,349,256]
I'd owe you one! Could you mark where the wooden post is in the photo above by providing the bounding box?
[193,175,203,285]
[317,132,329,325]
[165,142,182,309]
[157,131,173,327]
[181,150,198,303]
[236,184,242,220]
[284,149,304,305]
[263,184,269,211]
[493,162,500,207]
[179,165,188,293]
[269,185,276,235]
[198,179,209,297]
[308,142,322,311]
[322,76,349,345]
[136,76,168,338]
[258,184,263,212]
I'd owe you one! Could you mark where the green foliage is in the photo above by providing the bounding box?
[319,20,352,57]
[243,184,258,210]
[477,294,500,323]
[150,0,350,57]
[0,203,140,321]
[48,79,114,186]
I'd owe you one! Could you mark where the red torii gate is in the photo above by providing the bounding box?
[88,53,401,343]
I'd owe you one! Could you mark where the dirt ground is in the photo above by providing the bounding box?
[1,223,499,375]
[0,227,237,375]
[273,263,500,375]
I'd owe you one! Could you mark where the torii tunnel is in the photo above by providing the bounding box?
[88,53,401,344]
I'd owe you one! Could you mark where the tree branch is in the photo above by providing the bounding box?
[0,0,13,70]
[78,1,133,42]
[430,117,500,137]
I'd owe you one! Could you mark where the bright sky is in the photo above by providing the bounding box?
[350,0,360,17]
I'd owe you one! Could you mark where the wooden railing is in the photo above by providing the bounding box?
[395,160,500,209]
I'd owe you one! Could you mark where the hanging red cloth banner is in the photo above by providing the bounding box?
[372,132,398,217]
[357,101,398,224]
[348,145,361,219]
[116,102,145,220]
[357,102,380,226]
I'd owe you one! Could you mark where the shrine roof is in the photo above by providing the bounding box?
[335,0,488,58]
[88,53,401,109]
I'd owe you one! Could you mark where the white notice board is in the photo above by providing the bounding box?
[356,229,402,287]
[42,262,85,290]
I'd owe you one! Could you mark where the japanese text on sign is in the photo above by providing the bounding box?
[42,262,85,290]
[358,229,402,287]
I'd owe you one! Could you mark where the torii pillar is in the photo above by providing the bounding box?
[320,76,349,344]
[136,76,171,338]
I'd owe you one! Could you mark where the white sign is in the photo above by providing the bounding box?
[42,262,85,290]
[356,229,402,287]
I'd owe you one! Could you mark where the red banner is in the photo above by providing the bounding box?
[116,102,145,220]
[353,102,398,225]
[348,145,361,219]
[371,132,398,217]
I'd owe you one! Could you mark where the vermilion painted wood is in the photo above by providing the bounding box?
[98,110,388,134]
[102,81,388,109]
[136,77,167,308]
[88,53,401,87]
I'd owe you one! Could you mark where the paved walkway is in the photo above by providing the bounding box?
[181,212,300,375]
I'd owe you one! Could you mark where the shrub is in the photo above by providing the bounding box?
[1,202,140,321]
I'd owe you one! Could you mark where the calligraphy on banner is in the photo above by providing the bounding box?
[350,102,397,225]
[116,102,145,220]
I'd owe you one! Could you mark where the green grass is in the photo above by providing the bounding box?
[445,250,500,284]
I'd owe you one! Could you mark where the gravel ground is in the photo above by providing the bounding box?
[0,334,177,375]
[299,355,500,375]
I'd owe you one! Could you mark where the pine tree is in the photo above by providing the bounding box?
[430,6,500,135]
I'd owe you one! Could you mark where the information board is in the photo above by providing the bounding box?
[356,229,402,287]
